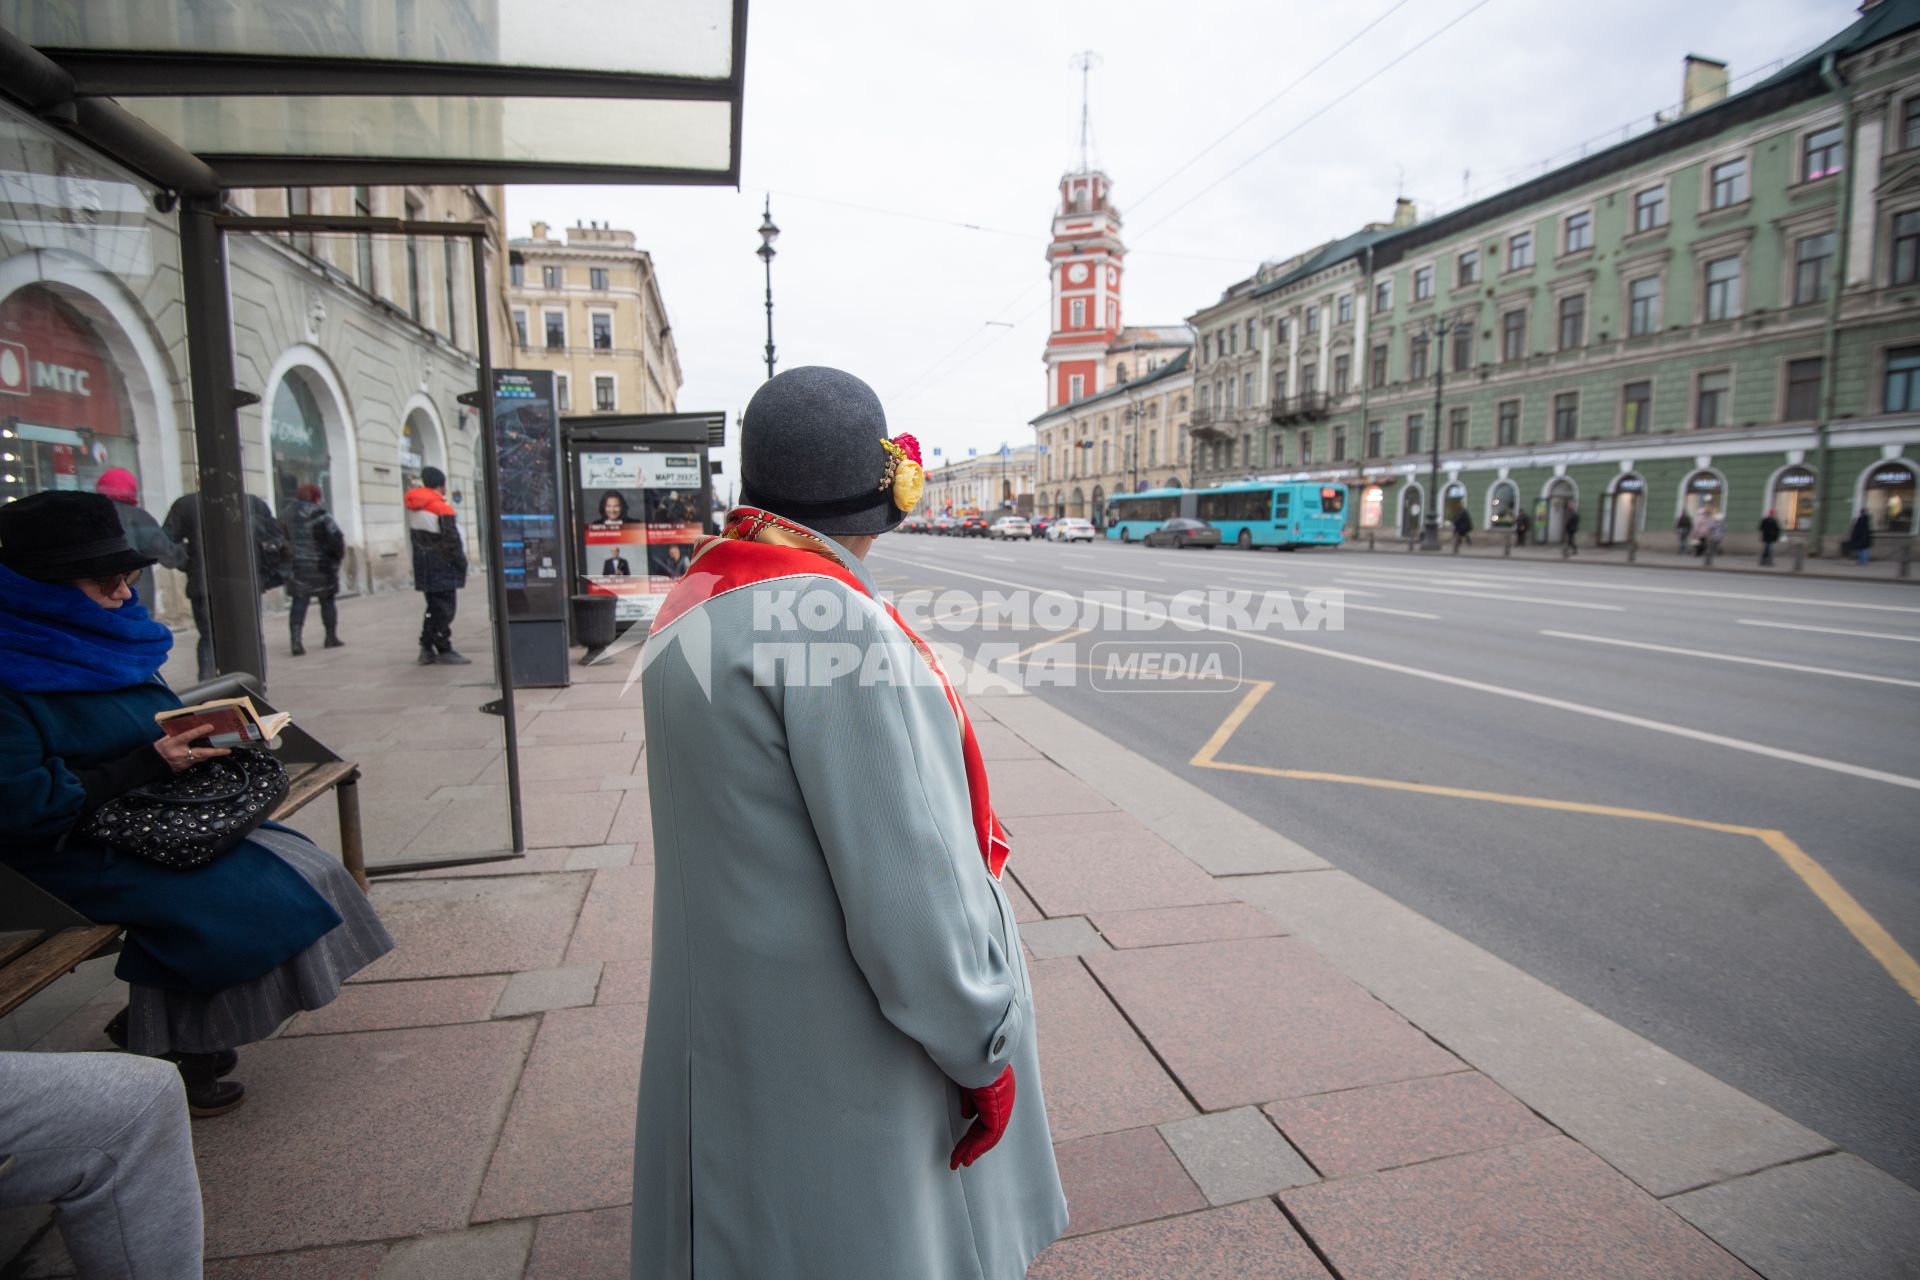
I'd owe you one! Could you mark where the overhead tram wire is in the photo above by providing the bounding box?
[1130,0,1500,243]
[1125,0,1419,216]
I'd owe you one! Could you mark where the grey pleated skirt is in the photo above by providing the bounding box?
[125,827,395,1055]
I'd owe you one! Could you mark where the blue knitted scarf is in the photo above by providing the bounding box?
[0,564,174,693]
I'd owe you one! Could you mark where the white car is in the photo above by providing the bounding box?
[1048,517,1096,543]
[988,516,1032,540]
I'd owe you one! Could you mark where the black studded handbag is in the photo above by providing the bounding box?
[80,747,290,870]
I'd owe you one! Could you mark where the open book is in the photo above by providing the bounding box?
[155,696,292,749]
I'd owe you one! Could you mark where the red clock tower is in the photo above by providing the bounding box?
[1044,169,1125,410]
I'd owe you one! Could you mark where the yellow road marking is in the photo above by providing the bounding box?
[1187,679,1920,1008]
[1000,628,1093,665]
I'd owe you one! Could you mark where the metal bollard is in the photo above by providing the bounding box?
[1792,540,1806,573]
[1902,541,1913,579]
[1704,541,1716,568]
[1627,538,1637,564]
[1368,532,1376,552]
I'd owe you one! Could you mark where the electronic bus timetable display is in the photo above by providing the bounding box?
[576,448,708,625]
[491,368,570,685]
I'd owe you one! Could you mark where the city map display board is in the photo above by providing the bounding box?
[493,369,566,622]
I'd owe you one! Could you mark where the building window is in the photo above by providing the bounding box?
[591,312,614,350]
[1709,157,1748,210]
[1629,276,1661,336]
[1448,406,1468,449]
[1704,256,1742,321]
[543,264,563,289]
[1069,374,1085,400]
[1404,414,1423,455]
[1243,372,1254,405]
[1272,435,1286,467]
[1501,308,1526,361]
[1413,265,1434,301]
[1622,380,1651,434]
[1337,293,1353,324]
[443,238,459,340]
[1300,366,1317,395]
[555,374,571,413]
[1794,233,1835,306]
[594,376,616,412]
[1071,298,1085,327]
[1457,249,1480,286]
[1409,334,1428,380]
[1370,343,1389,388]
[1228,326,1239,355]
[1905,97,1920,152]
[1885,346,1920,412]
[1278,316,1292,343]
[1565,210,1593,254]
[543,309,565,349]
[1802,124,1844,182]
[1375,279,1393,312]
[1508,231,1533,270]
[1558,294,1585,350]
[1332,425,1347,462]
[1366,420,1384,457]
[509,257,525,288]
[1273,371,1288,403]
[1633,186,1667,233]
[1223,379,1236,410]
[1452,328,1473,371]
[404,196,424,321]
[1552,392,1578,441]
[1497,399,1519,445]
[352,185,375,289]
[1298,430,1313,465]
[590,267,610,290]
[512,309,528,346]
[1785,357,1824,421]
[1333,354,1351,397]
[1305,306,1320,335]
[1696,369,1731,428]
[1893,210,1920,286]
[1202,336,1212,363]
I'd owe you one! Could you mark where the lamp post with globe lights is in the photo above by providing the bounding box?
[756,198,779,381]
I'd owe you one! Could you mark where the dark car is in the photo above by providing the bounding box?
[900,514,929,533]
[1144,517,1221,548]
[933,515,958,535]
[960,515,990,537]
[1029,515,1053,540]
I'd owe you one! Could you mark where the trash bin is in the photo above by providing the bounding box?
[571,593,617,664]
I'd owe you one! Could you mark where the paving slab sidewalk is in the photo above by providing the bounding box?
[8,636,1919,1279]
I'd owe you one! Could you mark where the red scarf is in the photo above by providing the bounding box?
[651,509,1011,878]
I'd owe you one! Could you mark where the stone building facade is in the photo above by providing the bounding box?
[1030,351,1194,521]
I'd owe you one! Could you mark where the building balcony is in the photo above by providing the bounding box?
[1271,392,1332,424]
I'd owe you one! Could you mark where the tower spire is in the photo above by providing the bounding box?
[1069,50,1102,173]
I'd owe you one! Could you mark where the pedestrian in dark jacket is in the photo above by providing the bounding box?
[1848,510,1873,566]
[1758,509,1782,567]
[284,483,346,655]
[1563,506,1580,555]
[1450,507,1473,550]
[404,465,471,665]
[94,468,184,606]
[160,491,287,681]
[1675,509,1694,555]
[1512,507,1532,548]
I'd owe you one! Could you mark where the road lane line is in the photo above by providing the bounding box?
[1736,619,1920,643]
[1333,579,1626,612]
[1539,630,1920,690]
[1337,568,1920,613]
[881,554,1920,792]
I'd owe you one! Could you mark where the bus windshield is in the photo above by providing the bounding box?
[1320,487,1346,514]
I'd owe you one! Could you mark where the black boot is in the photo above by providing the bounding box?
[323,631,345,648]
[418,646,438,665]
[105,1007,238,1078]
[436,649,473,665]
[290,628,306,656]
[176,1054,246,1116]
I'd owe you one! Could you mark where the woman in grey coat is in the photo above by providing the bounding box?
[633,368,1066,1279]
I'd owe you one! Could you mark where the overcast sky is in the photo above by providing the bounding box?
[508,0,1861,485]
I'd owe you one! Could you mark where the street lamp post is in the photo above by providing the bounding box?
[1416,314,1472,551]
[756,197,779,381]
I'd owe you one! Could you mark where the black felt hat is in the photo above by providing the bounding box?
[0,490,157,581]
[739,366,905,537]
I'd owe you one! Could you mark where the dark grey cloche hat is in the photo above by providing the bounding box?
[0,490,156,582]
[739,366,908,537]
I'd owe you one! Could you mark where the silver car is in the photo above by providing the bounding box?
[1047,517,1096,543]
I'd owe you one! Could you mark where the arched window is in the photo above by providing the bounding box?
[1771,466,1816,532]
[1488,479,1519,527]
[1603,473,1646,545]
[270,371,332,509]
[1400,482,1424,537]
[1862,459,1915,534]
[1680,469,1727,523]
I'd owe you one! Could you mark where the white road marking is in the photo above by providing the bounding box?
[882,554,1920,793]
[979,552,1018,562]
[1335,566,1920,614]
[1737,619,1920,644]
[1539,630,1920,691]
[1332,579,1625,612]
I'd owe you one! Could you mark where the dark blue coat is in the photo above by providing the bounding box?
[0,679,342,994]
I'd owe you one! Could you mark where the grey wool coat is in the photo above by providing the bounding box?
[633,533,1067,1280]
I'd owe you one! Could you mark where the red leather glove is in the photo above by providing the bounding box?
[950,1066,1016,1170]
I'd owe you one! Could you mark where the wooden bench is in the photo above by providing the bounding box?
[0,676,366,1024]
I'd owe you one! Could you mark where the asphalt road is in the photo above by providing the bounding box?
[867,531,1920,1190]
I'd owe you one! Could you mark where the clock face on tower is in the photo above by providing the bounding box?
[1107,266,1119,287]
[1066,263,1089,284]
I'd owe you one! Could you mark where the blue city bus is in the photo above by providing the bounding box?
[1191,481,1348,549]
[1104,488,1194,541]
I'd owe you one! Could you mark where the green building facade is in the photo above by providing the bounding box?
[1186,0,1920,554]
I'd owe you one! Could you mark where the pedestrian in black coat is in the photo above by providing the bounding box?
[1758,509,1782,567]
[284,484,346,655]
[1450,508,1473,551]
[1675,509,1694,555]
[160,491,287,680]
[1848,510,1874,566]
[1512,507,1532,548]
[1563,506,1581,555]
[94,469,184,606]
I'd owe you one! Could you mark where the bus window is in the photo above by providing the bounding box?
[1320,487,1346,514]
[1274,492,1291,520]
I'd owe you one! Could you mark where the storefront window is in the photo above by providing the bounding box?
[269,372,331,509]
[1772,466,1816,533]
[0,286,139,502]
[1443,481,1467,522]
[1400,484,1423,538]
[1864,460,1914,534]
[1360,484,1385,529]
[1488,480,1519,527]
[1604,474,1645,545]
[1682,470,1726,523]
